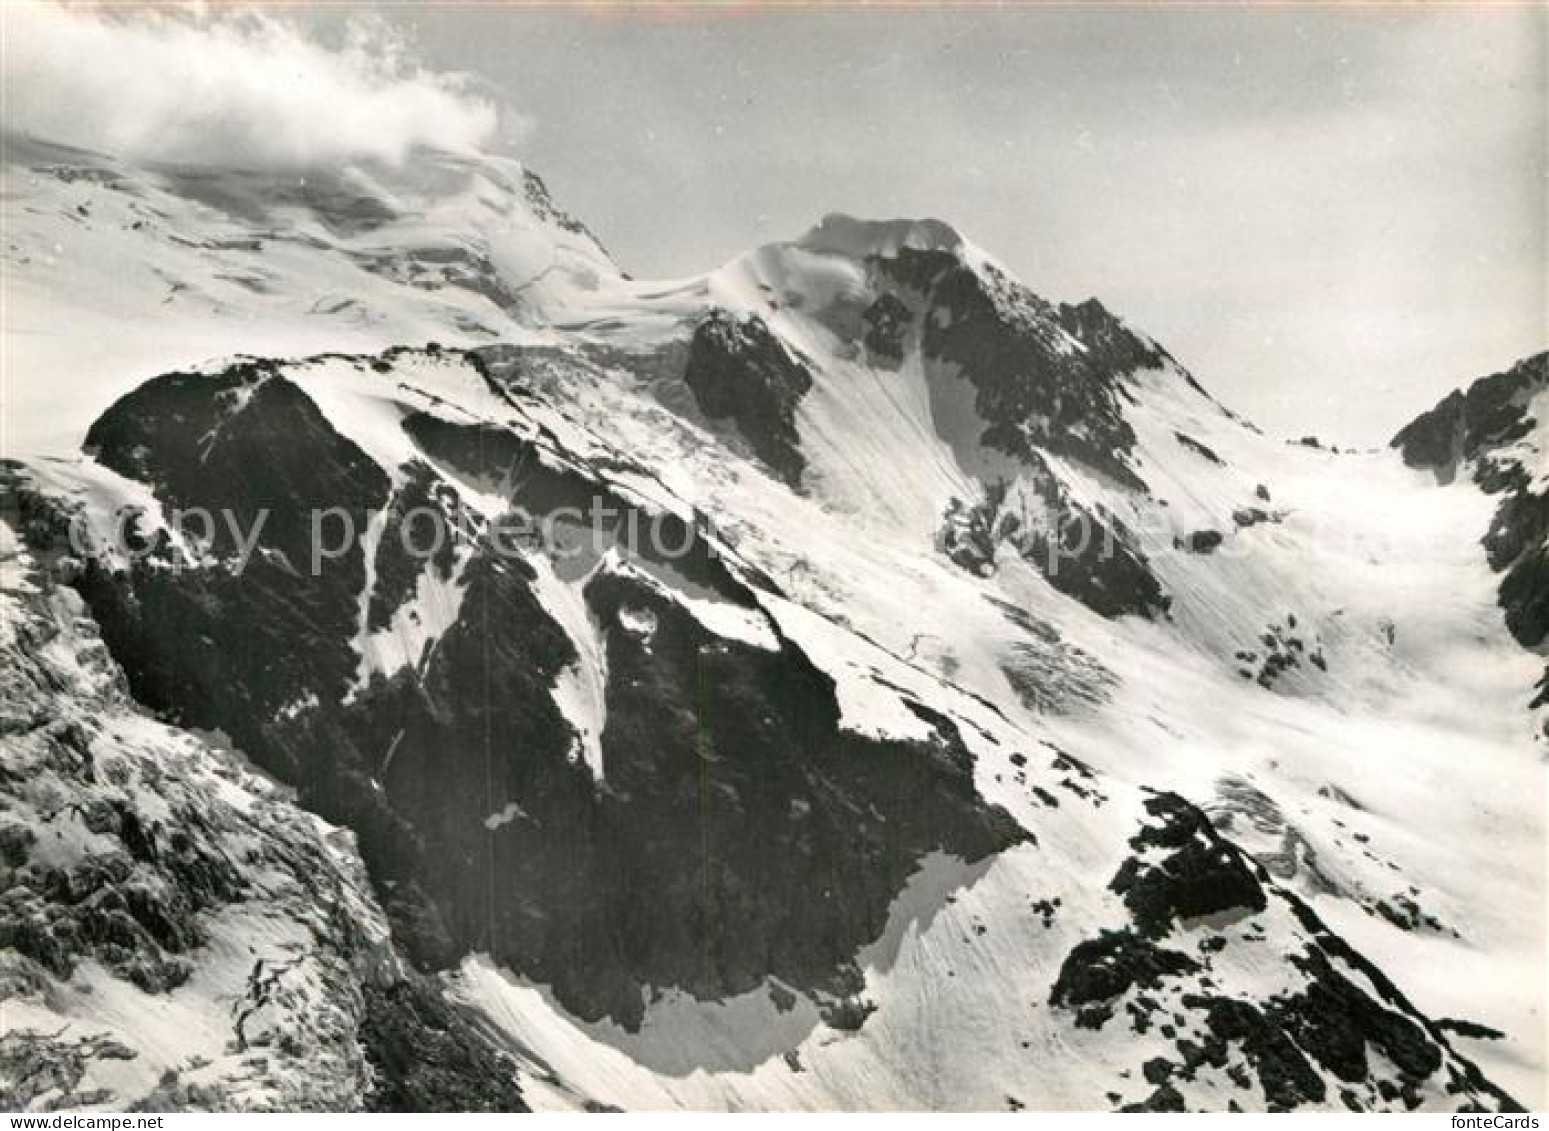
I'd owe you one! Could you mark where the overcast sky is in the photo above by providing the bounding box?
[387,4,1547,445]
[16,4,1547,444]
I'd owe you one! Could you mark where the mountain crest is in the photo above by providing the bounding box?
[795,212,969,260]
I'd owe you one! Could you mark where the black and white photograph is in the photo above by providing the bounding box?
[0,0,1544,1115]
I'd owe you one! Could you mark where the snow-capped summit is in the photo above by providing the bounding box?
[795,212,969,259]
[0,132,622,459]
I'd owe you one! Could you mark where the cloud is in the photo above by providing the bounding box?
[3,3,503,169]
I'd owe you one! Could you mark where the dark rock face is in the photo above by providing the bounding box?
[938,468,1170,621]
[1233,618,1327,689]
[1174,432,1225,466]
[683,243,1192,624]
[1109,794,1269,936]
[1016,494,1168,619]
[1049,930,1199,1011]
[1046,791,1515,1111]
[861,293,911,364]
[939,492,1001,576]
[1392,392,1470,482]
[367,461,464,632]
[1391,354,1546,484]
[872,251,1149,490]
[1485,485,1549,650]
[1175,992,1330,1109]
[1436,1018,1508,1042]
[1392,352,1549,717]
[1275,948,1441,1086]
[0,493,522,1113]
[0,788,227,995]
[1055,298,1170,379]
[683,311,815,488]
[1009,461,1169,620]
[1270,900,1518,1111]
[570,570,1025,1023]
[401,410,740,597]
[0,1029,136,1112]
[873,255,1183,619]
[359,980,526,1112]
[56,353,1025,1033]
[1120,1082,1188,1112]
[80,362,389,728]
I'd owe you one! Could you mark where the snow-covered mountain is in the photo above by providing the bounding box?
[2,134,1543,1112]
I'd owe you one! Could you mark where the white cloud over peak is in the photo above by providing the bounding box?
[3,3,503,169]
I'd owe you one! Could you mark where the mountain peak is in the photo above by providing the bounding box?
[795,212,967,260]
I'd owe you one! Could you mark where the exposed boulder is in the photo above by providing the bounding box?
[682,311,815,488]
